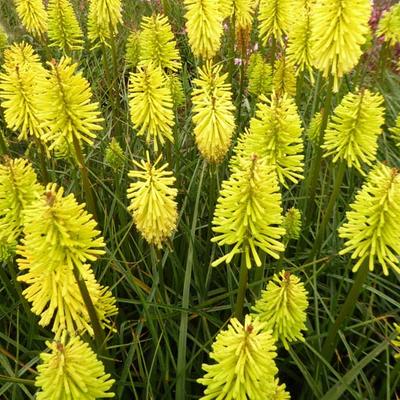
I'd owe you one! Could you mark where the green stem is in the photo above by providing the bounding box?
[176,161,206,399]
[0,375,35,386]
[270,36,277,72]
[309,161,346,261]
[304,75,334,224]
[72,134,98,221]
[321,261,369,364]
[34,137,49,184]
[0,129,8,155]
[228,14,236,84]
[234,254,249,321]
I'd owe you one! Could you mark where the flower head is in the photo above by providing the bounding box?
[48,0,83,52]
[37,57,103,151]
[87,0,122,45]
[184,0,223,59]
[139,14,181,71]
[321,89,385,173]
[283,207,302,240]
[191,62,235,163]
[35,335,115,399]
[258,0,292,45]
[234,93,304,186]
[377,3,400,46]
[104,137,125,170]
[252,270,309,348]
[3,42,42,71]
[128,63,174,151]
[311,0,371,91]
[389,114,400,147]
[273,57,297,97]
[167,74,185,108]
[17,183,116,336]
[0,158,43,245]
[306,111,323,143]
[125,30,141,68]
[339,163,400,275]
[15,0,48,37]
[197,315,278,399]
[233,0,255,29]
[0,25,8,53]
[248,53,273,97]
[393,323,400,360]
[212,154,285,268]
[127,154,178,248]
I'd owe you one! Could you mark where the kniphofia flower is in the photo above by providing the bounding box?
[128,63,174,151]
[321,89,385,173]
[35,335,115,399]
[283,207,302,240]
[15,0,47,37]
[377,3,400,46]
[125,30,140,68]
[389,114,400,147]
[127,154,178,248]
[310,0,371,91]
[47,0,83,52]
[248,53,273,97]
[212,154,285,268]
[184,0,223,59]
[252,270,309,348]
[273,56,297,97]
[139,14,181,71]
[191,62,235,163]
[338,163,400,275]
[197,315,278,399]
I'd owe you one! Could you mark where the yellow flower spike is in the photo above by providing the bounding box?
[321,89,385,173]
[0,158,43,245]
[212,154,285,268]
[286,3,314,78]
[393,323,400,360]
[233,0,256,29]
[252,270,309,349]
[167,74,185,109]
[125,30,141,68]
[272,379,291,399]
[273,56,297,97]
[197,315,278,399]
[248,52,273,97]
[377,3,400,47]
[234,93,304,186]
[15,0,48,37]
[3,42,42,71]
[258,0,292,45]
[310,0,371,92]
[48,0,83,52]
[17,183,117,336]
[0,25,8,52]
[127,154,178,248]
[389,114,400,147]
[0,60,48,141]
[128,63,174,151]
[104,137,125,170]
[191,62,235,163]
[87,0,122,46]
[217,0,233,20]
[139,14,181,71]
[184,0,223,59]
[306,110,323,144]
[37,57,103,151]
[338,163,400,276]
[283,207,302,240]
[35,335,115,399]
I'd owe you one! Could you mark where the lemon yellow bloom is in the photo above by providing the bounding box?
[184,0,223,59]
[104,137,124,170]
[272,380,291,399]
[248,52,273,97]
[258,0,292,45]
[125,30,141,68]
[35,335,115,399]
[0,59,48,141]
[127,154,178,248]
[139,14,181,71]
[212,154,285,268]
[234,0,256,29]
[339,163,400,275]
[377,3,400,46]
[283,207,302,240]
[37,57,103,151]
[48,0,83,52]
[311,0,371,91]
[0,158,43,245]
[393,324,400,360]
[128,63,174,151]
[3,42,42,71]
[217,0,233,19]
[191,62,235,163]
[321,89,385,173]
[15,0,47,37]
[0,25,8,52]
[252,270,309,348]
[17,183,117,336]
[235,93,304,186]
[198,315,278,399]
[88,0,122,45]
[167,74,185,108]
[306,111,323,144]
